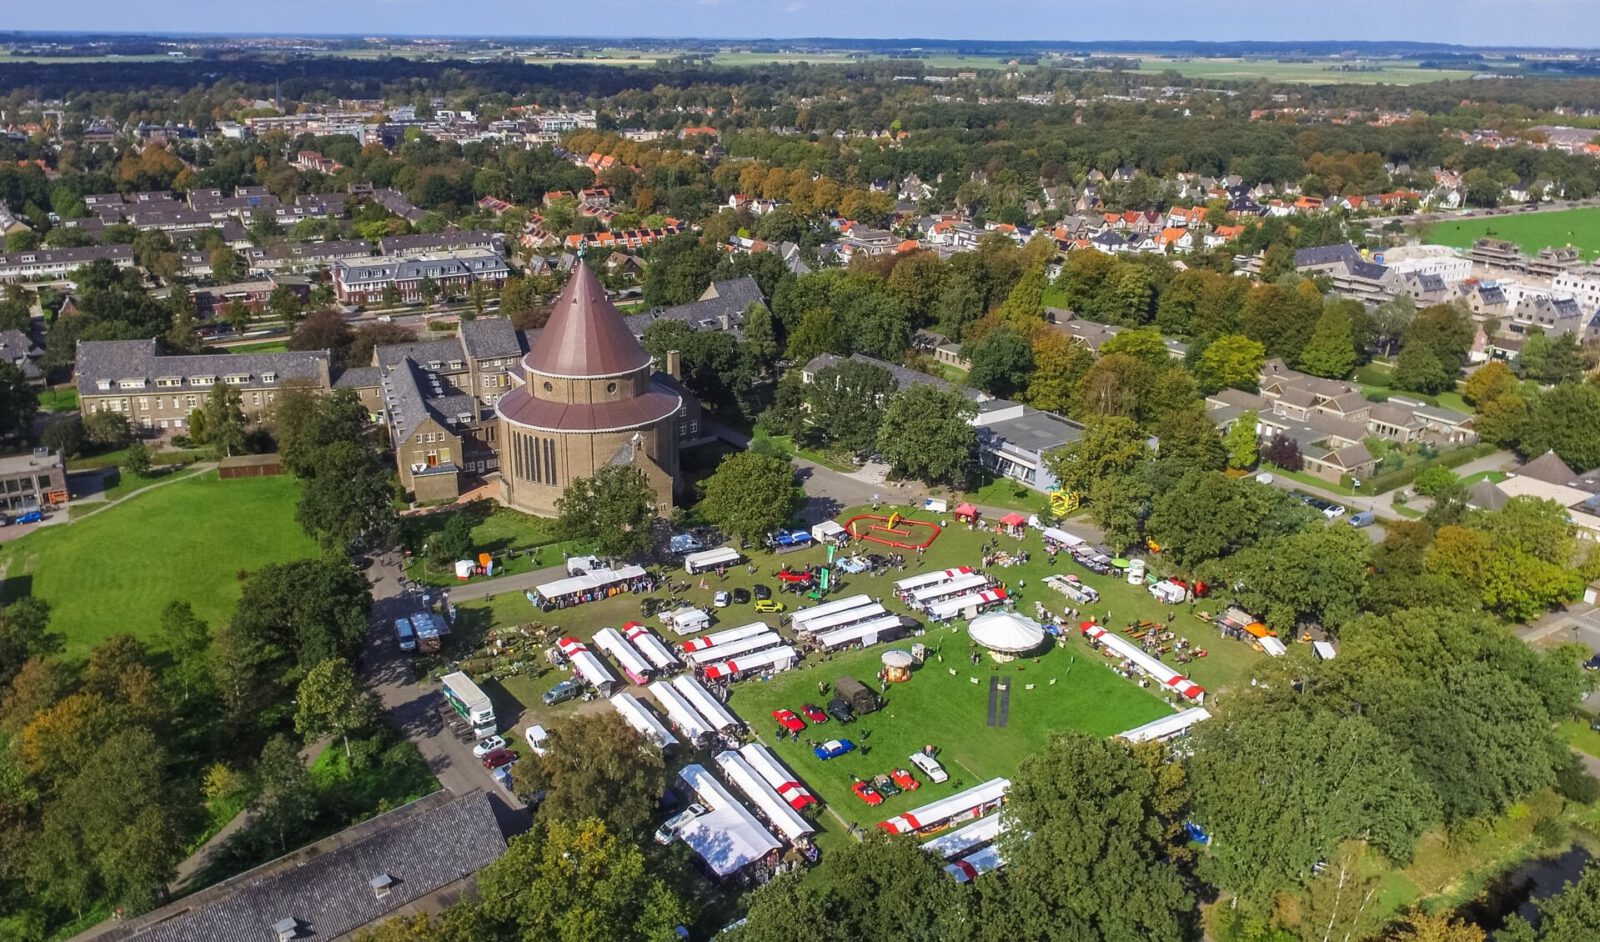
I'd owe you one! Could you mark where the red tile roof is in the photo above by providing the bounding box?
[496,385,682,432]
[522,263,652,379]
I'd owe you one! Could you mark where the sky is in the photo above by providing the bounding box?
[8,0,1600,49]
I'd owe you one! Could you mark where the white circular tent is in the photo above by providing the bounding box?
[967,611,1046,654]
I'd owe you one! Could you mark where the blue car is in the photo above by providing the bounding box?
[15,511,42,524]
[813,739,856,760]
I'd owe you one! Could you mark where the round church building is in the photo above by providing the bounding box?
[495,263,682,516]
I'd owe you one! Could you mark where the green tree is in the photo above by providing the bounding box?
[998,262,1046,330]
[83,410,133,450]
[1194,333,1266,393]
[698,451,802,543]
[122,441,152,476]
[876,385,979,485]
[529,712,667,839]
[1045,415,1149,498]
[295,658,381,758]
[42,416,85,458]
[476,818,690,942]
[198,380,247,458]
[805,359,895,453]
[164,289,202,354]
[0,363,38,443]
[1151,402,1226,472]
[297,440,398,555]
[275,386,370,477]
[1462,360,1518,408]
[0,597,60,691]
[1225,410,1259,469]
[158,601,210,703]
[1099,327,1170,369]
[210,245,242,282]
[1297,304,1358,379]
[1520,383,1600,472]
[741,302,780,376]
[224,298,252,337]
[1392,340,1451,395]
[428,511,475,566]
[974,732,1196,942]
[556,464,660,558]
[417,276,440,308]
[1024,331,1094,414]
[1223,523,1371,633]
[231,558,374,673]
[1074,353,1157,419]
[965,328,1035,399]
[252,734,316,854]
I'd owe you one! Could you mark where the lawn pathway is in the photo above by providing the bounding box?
[69,461,217,522]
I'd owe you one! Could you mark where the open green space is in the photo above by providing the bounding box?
[66,443,211,471]
[37,387,78,413]
[750,426,858,473]
[450,504,1265,848]
[1557,718,1600,759]
[1134,56,1478,85]
[1425,206,1600,260]
[225,340,290,353]
[1,472,315,658]
[400,501,593,588]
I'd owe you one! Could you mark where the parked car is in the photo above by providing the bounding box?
[754,598,786,614]
[826,697,855,724]
[800,703,829,724]
[15,511,42,524]
[910,751,950,783]
[480,749,516,770]
[542,679,582,706]
[1348,511,1376,528]
[1585,653,1600,672]
[814,739,856,760]
[654,802,708,845]
[524,724,549,756]
[890,768,920,791]
[472,735,507,758]
[851,781,884,805]
[731,588,751,605]
[752,584,772,600]
[773,709,806,733]
[713,590,731,608]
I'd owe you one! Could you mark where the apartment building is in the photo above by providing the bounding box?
[331,250,509,305]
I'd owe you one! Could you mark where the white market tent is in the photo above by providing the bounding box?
[921,814,1008,860]
[739,742,817,811]
[811,520,848,543]
[623,622,680,672]
[1039,526,1083,548]
[1117,708,1213,744]
[968,612,1046,654]
[715,750,816,842]
[1259,636,1288,657]
[648,681,713,743]
[909,573,992,606]
[815,615,903,652]
[676,764,782,879]
[685,546,743,574]
[557,637,619,694]
[894,567,975,594]
[672,674,741,732]
[1313,640,1337,660]
[609,692,680,750]
[662,607,711,636]
[794,603,886,637]
[880,778,1011,835]
[1082,624,1206,702]
[927,587,1009,623]
[685,631,782,667]
[789,595,874,633]
[535,564,648,601]
[946,844,1005,883]
[683,622,771,654]
[592,627,655,685]
[702,645,798,682]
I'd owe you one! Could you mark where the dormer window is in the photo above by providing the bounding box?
[261,372,276,384]
[225,374,249,385]
[96,379,111,391]
[119,378,146,389]
[191,375,216,386]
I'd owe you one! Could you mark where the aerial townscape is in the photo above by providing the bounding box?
[7,8,1600,942]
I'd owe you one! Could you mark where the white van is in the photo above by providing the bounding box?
[393,617,417,653]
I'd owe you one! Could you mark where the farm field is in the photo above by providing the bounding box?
[0,471,315,658]
[1134,56,1478,84]
[1425,206,1600,259]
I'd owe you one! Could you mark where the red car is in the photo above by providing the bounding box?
[801,703,829,724]
[480,749,516,770]
[773,709,806,733]
[852,781,884,806]
[890,768,920,791]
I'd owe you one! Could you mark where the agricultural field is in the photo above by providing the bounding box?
[447,503,1266,846]
[1425,206,1600,259]
[0,471,315,658]
[1133,56,1479,84]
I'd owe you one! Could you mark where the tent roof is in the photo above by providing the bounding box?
[997,512,1027,526]
[954,503,979,515]
[967,611,1046,653]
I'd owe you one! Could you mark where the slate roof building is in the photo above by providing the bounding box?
[100,790,506,942]
[624,277,765,340]
[495,263,684,515]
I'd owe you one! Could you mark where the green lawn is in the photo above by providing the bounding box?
[226,340,289,353]
[750,427,858,473]
[1134,56,1479,85]
[451,503,1266,848]
[67,444,211,471]
[966,475,1050,515]
[1,472,316,658]
[1425,207,1600,260]
[400,501,592,588]
[1557,718,1600,758]
[37,387,78,413]
[1460,469,1509,487]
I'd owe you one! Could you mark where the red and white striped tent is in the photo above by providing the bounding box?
[879,777,1010,835]
[1081,624,1206,702]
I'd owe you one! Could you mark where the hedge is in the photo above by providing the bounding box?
[1346,441,1500,495]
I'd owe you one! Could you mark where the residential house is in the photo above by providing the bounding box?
[332,251,510,305]
[0,244,136,282]
[624,277,765,341]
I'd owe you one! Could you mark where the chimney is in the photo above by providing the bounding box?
[664,350,681,380]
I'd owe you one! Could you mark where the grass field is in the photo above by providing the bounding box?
[450,503,1265,849]
[1,472,315,658]
[400,502,593,588]
[1134,56,1478,85]
[1426,207,1600,260]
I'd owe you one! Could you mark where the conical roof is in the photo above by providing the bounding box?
[1517,449,1577,486]
[523,262,652,379]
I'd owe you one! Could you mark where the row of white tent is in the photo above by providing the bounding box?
[926,586,1009,624]
[533,563,649,603]
[1081,624,1206,703]
[906,573,993,610]
[880,777,1011,835]
[789,594,876,634]
[921,814,1010,884]
[893,566,974,595]
[680,622,800,682]
[789,595,909,653]
[1116,708,1213,744]
[676,744,822,879]
[556,623,682,694]
[648,674,742,744]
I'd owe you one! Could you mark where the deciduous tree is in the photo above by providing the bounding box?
[876,385,978,485]
[295,658,381,758]
[555,464,660,558]
[531,713,665,839]
[698,451,802,542]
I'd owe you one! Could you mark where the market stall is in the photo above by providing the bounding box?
[685,631,783,667]
[556,637,620,696]
[739,742,818,811]
[676,764,782,881]
[592,627,655,685]
[921,815,1007,860]
[701,644,799,682]
[880,777,1010,835]
[968,611,1046,657]
[714,750,816,843]
[1080,623,1206,703]
[894,567,976,595]
[648,681,713,743]
[926,586,1008,623]
[682,622,771,654]
[530,563,652,610]
[794,603,888,637]
[623,621,680,672]
[953,503,981,524]
[608,692,680,750]
[946,844,1005,883]
[1117,708,1213,744]
[814,615,906,652]
[672,674,741,732]
[811,520,849,544]
[996,512,1028,537]
[684,546,743,574]
[882,649,916,683]
[907,573,992,608]
[789,594,874,633]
